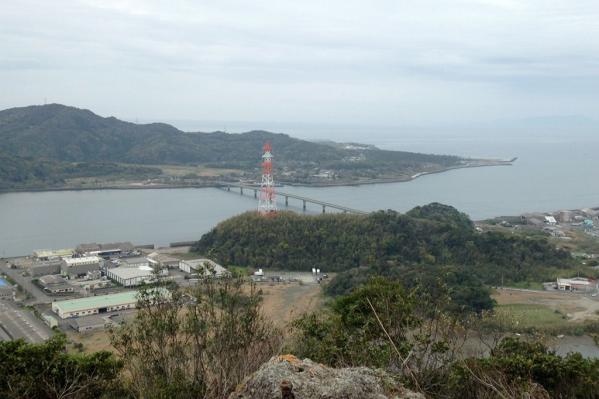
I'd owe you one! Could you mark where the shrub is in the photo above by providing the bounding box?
[449,337,599,399]
[111,278,281,399]
[0,335,123,399]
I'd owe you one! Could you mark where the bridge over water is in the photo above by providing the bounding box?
[217,182,368,215]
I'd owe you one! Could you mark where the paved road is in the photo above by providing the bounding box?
[0,324,11,341]
[0,260,52,304]
[498,285,599,300]
[0,301,52,343]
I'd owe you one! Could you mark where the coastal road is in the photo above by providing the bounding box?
[0,301,52,343]
[0,260,52,304]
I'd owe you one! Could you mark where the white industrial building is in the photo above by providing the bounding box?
[51,289,170,319]
[51,291,139,319]
[70,316,117,332]
[179,259,230,277]
[76,242,135,257]
[38,275,75,294]
[148,252,180,268]
[118,257,150,268]
[61,256,102,278]
[33,248,74,260]
[106,266,157,287]
[556,277,597,292]
[544,215,557,225]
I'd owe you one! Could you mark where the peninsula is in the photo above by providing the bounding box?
[0,104,514,192]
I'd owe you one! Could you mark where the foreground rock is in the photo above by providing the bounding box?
[229,355,424,399]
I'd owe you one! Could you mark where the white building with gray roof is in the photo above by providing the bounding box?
[118,257,150,268]
[179,259,230,278]
[106,266,157,287]
[61,256,102,278]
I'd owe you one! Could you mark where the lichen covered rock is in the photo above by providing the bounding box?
[229,355,424,399]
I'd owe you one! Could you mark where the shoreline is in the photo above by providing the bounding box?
[0,158,514,194]
[289,159,514,188]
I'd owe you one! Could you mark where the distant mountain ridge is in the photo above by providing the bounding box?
[0,104,459,167]
[0,104,336,166]
[0,104,469,190]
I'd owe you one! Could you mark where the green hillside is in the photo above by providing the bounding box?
[0,151,161,189]
[192,203,574,311]
[0,104,465,187]
[0,104,336,166]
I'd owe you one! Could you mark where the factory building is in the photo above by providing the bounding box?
[51,291,139,319]
[582,208,599,218]
[41,312,59,328]
[544,215,557,225]
[51,288,170,319]
[70,316,116,332]
[179,259,230,278]
[30,259,62,277]
[118,257,150,268]
[559,210,573,223]
[33,248,74,260]
[0,279,15,299]
[106,266,157,287]
[38,275,75,294]
[61,256,102,279]
[148,252,180,268]
[76,242,135,258]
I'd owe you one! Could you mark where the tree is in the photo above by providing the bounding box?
[192,207,572,288]
[111,279,281,399]
[0,334,123,399]
[292,277,468,394]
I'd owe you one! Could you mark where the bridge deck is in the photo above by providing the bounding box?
[276,191,367,214]
[218,183,368,215]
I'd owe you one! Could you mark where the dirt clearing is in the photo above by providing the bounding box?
[258,282,324,329]
[494,289,599,321]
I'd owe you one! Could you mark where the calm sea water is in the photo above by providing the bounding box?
[283,129,599,218]
[1,128,598,257]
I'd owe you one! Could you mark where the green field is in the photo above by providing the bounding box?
[495,303,568,330]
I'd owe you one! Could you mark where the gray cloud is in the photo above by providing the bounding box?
[1,0,598,126]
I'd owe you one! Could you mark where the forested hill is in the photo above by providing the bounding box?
[193,203,573,301]
[0,151,161,189]
[0,104,462,171]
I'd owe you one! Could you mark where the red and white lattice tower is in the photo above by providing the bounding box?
[258,143,277,215]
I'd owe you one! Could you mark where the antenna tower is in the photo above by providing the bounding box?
[258,142,277,215]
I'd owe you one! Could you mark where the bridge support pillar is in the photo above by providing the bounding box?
[302,200,306,211]
[322,205,326,214]
[254,189,257,198]
[285,196,288,206]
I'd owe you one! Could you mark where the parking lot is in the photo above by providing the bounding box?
[1,259,53,304]
[0,300,52,343]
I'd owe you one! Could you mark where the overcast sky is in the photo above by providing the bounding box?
[1,0,598,128]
